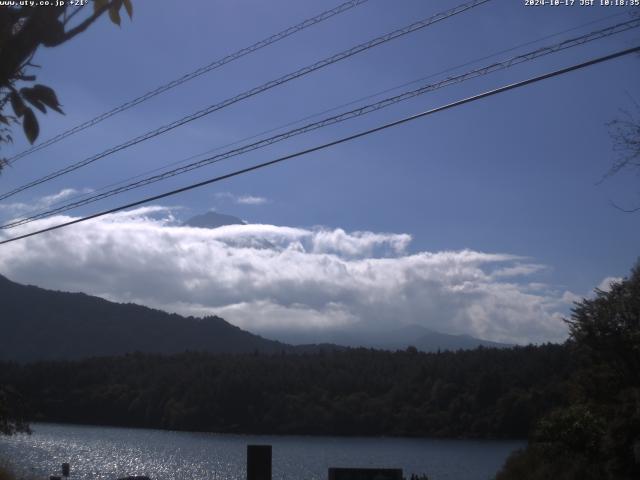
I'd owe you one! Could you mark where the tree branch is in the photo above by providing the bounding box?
[62,6,84,27]
[52,1,116,46]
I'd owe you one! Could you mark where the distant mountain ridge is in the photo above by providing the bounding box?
[262,324,511,352]
[0,274,291,362]
[370,324,511,351]
[0,272,510,363]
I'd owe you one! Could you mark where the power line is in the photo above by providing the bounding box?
[5,0,371,165]
[14,9,632,224]
[1,45,637,247]
[0,0,490,201]
[3,17,638,230]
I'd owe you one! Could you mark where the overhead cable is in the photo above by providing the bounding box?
[5,0,371,165]
[1,45,637,246]
[0,0,490,201]
[19,8,632,222]
[3,18,638,229]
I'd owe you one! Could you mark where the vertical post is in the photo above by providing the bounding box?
[247,444,272,480]
[61,463,70,477]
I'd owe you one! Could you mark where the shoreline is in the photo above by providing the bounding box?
[17,421,529,443]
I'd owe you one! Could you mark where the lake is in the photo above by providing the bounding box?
[0,423,523,480]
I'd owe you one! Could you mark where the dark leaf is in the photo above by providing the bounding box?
[10,92,26,117]
[20,87,47,113]
[22,108,39,144]
[123,0,133,19]
[109,3,121,26]
[40,19,65,47]
[30,84,64,114]
[0,115,9,126]
[19,74,36,81]
[94,0,109,14]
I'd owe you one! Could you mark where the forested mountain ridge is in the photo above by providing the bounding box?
[0,274,290,361]
[0,272,511,361]
[0,344,573,438]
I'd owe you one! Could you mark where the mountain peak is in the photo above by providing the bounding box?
[183,211,245,229]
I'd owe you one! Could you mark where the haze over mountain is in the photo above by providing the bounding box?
[180,212,512,351]
[0,274,290,362]
[262,324,511,352]
[1,270,510,362]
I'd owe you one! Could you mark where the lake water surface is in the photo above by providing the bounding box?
[0,423,523,480]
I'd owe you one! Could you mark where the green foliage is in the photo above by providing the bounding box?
[497,263,640,480]
[567,265,640,390]
[0,386,30,436]
[0,1,133,164]
[496,446,602,480]
[532,404,605,456]
[4,86,60,145]
[0,462,16,480]
[0,457,37,480]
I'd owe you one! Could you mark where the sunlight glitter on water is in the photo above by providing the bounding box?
[0,423,523,480]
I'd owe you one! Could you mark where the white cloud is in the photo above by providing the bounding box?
[215,192,269,205]
[0,188,93,218]
[0,207,570,344]
[561,290,583,305]
[237,195,268,205]
[597,276,622,292]
[490,263,547,279]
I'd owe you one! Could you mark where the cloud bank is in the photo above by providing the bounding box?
[0,206,573,344]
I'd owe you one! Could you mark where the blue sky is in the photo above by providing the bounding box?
[0,0,638,343]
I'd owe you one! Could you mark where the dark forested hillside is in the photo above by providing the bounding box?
[0,344,573,438]
[0,274,289,361]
